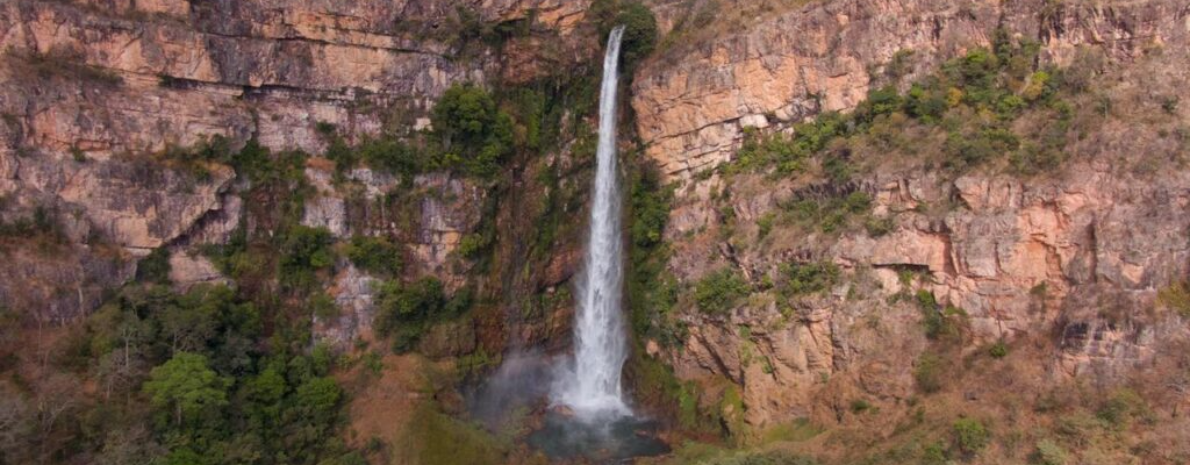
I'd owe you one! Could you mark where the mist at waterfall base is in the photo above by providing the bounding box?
[467,26,669,461]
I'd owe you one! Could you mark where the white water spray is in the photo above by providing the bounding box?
[555,26,631,420]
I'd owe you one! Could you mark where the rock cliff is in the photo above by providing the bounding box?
[0,0,593,323]
[1,0,1189,462]
[629,0,1190,440]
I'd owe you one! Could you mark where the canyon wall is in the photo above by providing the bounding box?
[630,0,1190,432]
[1,0,1188,456]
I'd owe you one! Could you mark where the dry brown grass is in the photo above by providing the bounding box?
[652,0,831,65]
[717,330,1190,464]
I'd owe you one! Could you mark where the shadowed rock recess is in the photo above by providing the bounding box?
[1,0,1189,463]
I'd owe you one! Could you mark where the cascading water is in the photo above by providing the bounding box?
[554,25,631,420]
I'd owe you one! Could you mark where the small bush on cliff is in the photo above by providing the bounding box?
[431,83,515,178]
[914,352,945,394]
[694,268,751,314]
[1157,281,1190,317]
[358,136,421,179]
[1096,388,1153,429]
[590,0,658,65]
[1032,439,1070,465]
[779,261,840,297]
[0,205,68,252]
[952,418,991,456]
[344,235,402,276]
[279,226,335,290]
[136,247,172,285]
[374,277,471,352]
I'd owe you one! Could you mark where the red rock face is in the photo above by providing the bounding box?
[632,0,1183,182]
[2,0,1189,446]
[0,0,595,323]
[626,0,1190,430]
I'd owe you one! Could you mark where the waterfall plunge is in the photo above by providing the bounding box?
[554,26,631,420]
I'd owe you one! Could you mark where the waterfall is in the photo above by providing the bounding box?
[555,25,631,420]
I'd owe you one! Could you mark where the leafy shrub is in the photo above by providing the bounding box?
[914,352,944,394]
[1033,439,1069,465]
[279,226,335,289]
[915,290,942,335]
[864,216,895,237]
[780,261,840,296]
[374,277,470,352]
[1096,388,1152,429]
[886,49,916,79]
[849,399,872,414]
[1157,281,1190,317]
[988,340,1009,358]
[310,292,339,320]
[358,136,421,179]
[344,235,402,276]
[136,248,172,285]
[0,205,68,251]
[921,441,948,464]
[945,126,1021,170]
[431,83,515,178]
[1161,96,1179,114]
[780,191,872,235]
[694,268,750,314]
[630,167,673,248]
[455,232,492,261]
[757,213,775,238]
[952,418,990,456]
[857,85,903,121]
[729,113,847,175]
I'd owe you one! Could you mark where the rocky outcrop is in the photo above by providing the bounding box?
[0,155,235,323]
[305,165,486,349]
[632,0,1184,181]
[630,0,1190,431]
[0,0,594,321]
[315,264,381,350]
[659,161,1190,429]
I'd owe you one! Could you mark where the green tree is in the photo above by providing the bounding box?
[431,83,515,177]
[144,352,229,426]
[344,235,402,276]
[293,377,342,425]
[280,226,335,289]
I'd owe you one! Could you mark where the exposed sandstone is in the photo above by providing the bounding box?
[0,0,592,322]
[632,0,1183,182]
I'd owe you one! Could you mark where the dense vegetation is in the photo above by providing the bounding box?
[6,282,361,465]
[0,132,374,464]
[373,277,472,353]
